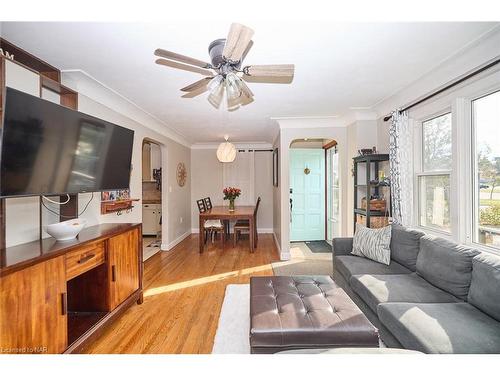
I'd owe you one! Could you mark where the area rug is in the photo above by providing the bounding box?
[272,258,333,276]
[304,240,332,253]
[212,284,250,354]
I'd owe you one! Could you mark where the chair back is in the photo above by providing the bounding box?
[197,199,206,213]
[254,196,261,216]
[204,197,213,210]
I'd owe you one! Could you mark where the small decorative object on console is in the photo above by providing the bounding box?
[44,218,87,241]
[223,187,241,212]
[358,146,378,155]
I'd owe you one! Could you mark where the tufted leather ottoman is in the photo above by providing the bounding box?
[250,276,379,353]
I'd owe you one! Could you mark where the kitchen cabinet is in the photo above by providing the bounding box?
[142,204,161,235]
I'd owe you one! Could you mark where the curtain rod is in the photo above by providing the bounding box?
[383,57,500,122]
[237,149,274,152]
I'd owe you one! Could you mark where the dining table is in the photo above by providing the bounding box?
[199,205,257,253]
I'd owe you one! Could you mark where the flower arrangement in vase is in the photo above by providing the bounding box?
[223,187,241,212]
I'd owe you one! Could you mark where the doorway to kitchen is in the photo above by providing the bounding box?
[289,138,339,259]
[142,139,162,262]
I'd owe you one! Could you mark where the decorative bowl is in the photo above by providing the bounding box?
[45,218,87,241]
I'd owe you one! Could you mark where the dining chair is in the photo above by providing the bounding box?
[198,198,224,245]
[203,197,213,210]
[205,196,231,239]
[233,196,261,247]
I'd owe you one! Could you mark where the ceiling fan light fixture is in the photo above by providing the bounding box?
[225,72,242,102]
[207,74,224,93]
[207,83,224,109]
[155,22,295,111]
[216,136,237,163]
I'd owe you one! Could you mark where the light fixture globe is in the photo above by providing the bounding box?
[216,136,236,163]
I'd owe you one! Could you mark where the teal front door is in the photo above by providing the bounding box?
[290,149,325,241]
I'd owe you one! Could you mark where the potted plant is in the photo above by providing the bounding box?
[223,187,241,212]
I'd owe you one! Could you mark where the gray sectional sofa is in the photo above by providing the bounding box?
[332,224,500,354]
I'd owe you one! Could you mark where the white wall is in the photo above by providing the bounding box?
[190,147,274,233]
[272,134,281,252]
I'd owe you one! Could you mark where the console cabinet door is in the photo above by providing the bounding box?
[108,229,140,310]
[0,256,67,354]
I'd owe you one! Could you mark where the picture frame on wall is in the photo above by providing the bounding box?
[273,148,279,187]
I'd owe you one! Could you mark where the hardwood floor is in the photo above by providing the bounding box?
[83,233,279,353]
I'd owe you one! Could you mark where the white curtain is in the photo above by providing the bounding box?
[222,151,255,205]
[389,110,413,226]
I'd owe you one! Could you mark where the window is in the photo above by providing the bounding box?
[473,91,500,249]
[418,113,452,232]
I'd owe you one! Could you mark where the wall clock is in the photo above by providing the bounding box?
[176,162,187,187]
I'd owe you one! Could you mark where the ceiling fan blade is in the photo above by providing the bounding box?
[241,40,253,64]
[244,64,295,79]
[180,77,213,92]
[154,48,211,69]
[222,23,254,63]
[155,59,213,76]
[181,86,208,98]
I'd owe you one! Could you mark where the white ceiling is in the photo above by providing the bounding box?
[1,21,498,144]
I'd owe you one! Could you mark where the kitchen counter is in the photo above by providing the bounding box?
[142,200,161,204]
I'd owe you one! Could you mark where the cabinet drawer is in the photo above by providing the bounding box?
[65,242,105,280]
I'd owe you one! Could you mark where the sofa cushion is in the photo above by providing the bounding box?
[352,224,392,265]
[468,253,500,321]
[350,273,459,313]
[335,255,411,282]
[390,225,425,271]
[378,302,500,354]
[332,237,354,256]
[416,236,480,300]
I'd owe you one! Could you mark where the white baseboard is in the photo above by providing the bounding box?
[280,251,291,261]
[191,227,274,234]
[162,230,191,251]
[273,232,290,260]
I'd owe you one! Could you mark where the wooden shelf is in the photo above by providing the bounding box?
[354,209,387,217]
[100,199,140,215]
[1,38,60,81]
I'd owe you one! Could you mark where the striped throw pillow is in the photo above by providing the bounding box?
[352,224,392,265]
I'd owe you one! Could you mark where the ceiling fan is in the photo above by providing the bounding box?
[154,23,295,110]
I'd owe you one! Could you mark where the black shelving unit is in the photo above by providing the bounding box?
[353,154,392,231]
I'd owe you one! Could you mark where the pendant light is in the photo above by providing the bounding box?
[216,135,237,163]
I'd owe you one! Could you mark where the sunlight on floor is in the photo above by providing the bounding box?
[143,263,273,297]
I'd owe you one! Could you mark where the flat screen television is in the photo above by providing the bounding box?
[0,87,135,198]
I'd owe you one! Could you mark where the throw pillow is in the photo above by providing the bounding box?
[352,224,392,265]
